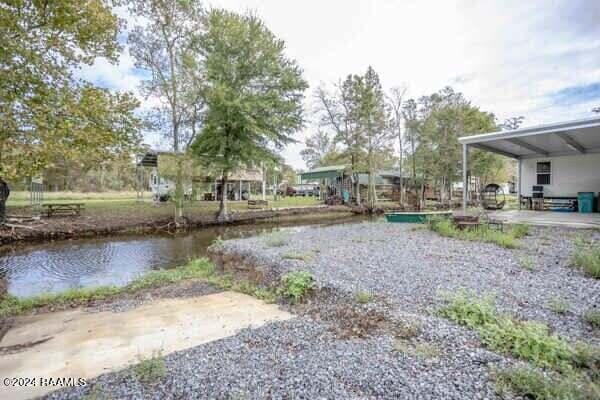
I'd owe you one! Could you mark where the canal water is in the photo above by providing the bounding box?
[0,217,366,298]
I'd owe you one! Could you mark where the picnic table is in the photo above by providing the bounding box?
[42,203,85,218]
[247,200,269,210]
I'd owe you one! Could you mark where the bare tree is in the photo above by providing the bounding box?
[501,116,525,131]
[128,0,203,223]
[386,85,408,205]
[300,130,333,169]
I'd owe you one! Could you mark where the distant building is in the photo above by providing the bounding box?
[136,151,264,202]
[298,165,407,204]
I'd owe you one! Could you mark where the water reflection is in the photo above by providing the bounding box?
[0,217,364,298]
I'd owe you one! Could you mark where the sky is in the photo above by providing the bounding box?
[78,0,600,170]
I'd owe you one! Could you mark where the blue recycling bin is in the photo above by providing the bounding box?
[577,192,595,213]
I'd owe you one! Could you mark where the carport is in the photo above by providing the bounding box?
[459,116,600,213]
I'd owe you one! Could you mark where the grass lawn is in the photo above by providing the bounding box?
[6,191,322,220]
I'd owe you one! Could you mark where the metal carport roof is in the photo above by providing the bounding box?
[459,116,600,159]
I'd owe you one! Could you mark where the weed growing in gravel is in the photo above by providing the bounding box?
[428,217,522,249]
[520,256,536,271]
[354,291,374,304]
[438,291,596,373]
[395,340,441,359]
[282,252,313,262]
[0,258,215,317]
[81,385,107,400]
[584,309,600,329]
[393,321,423,340]
[571,237,600,279]
[133,352,166,383]
[230,280,277,303]
[437,290,498,328]
[511,224,530,239]
[278,271,315,303]
[495,367,598,400]
[548,298,570,314]
[264,232,288,247]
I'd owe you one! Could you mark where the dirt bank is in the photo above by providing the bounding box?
[0,205,353,246]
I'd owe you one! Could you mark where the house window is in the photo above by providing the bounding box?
[536,161,551,185]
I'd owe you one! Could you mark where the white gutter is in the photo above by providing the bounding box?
[459,116,600,145]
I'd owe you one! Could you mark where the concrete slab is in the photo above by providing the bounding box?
[490,210,600,229]
[0,292,292,400]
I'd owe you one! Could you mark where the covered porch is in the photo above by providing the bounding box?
[489,209,600,229]
[459,116,600,216]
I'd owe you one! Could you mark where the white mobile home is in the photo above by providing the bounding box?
[459,117,600,212]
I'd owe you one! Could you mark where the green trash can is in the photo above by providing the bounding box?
[577,192,595,213]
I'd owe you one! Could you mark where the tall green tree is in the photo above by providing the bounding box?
[191,9,307,220]
[403,87,504,206]
[128,0,204,222]
[354,67,392,209]
[0,0,137,181]
[0,0,141,221]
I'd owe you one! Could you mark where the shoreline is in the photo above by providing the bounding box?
[0,205,354,247]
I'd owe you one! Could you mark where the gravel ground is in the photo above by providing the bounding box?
[44,221,599,399]
[221,221,599,342]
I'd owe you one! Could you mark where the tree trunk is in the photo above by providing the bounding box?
[217,172,229,221]
[411,137,417,208]
[174,158,184,224]
[398,127,404,206]
[419,178,426,211]
[0,180,9,224]
[367,148,376,211]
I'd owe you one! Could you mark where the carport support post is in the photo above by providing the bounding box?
[462,144,468,211]
[517,158,522,210]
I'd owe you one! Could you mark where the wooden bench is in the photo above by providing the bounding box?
[247,200,269,210]
[453,214,504,232]
[42,203,84,218]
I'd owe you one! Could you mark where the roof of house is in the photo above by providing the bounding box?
[299,165,348,181]
[459,116,600,159]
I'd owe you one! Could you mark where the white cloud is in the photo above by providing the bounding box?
[82,0,600,169]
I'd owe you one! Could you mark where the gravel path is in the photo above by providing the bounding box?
[222,221,599,342]
[44,221,599,399]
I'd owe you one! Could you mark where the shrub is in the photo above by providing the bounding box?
[571,238,600,279]
[133,352,166,383]
[278,271,315,303]
[584,309,600,329]
[495,367,598,400]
